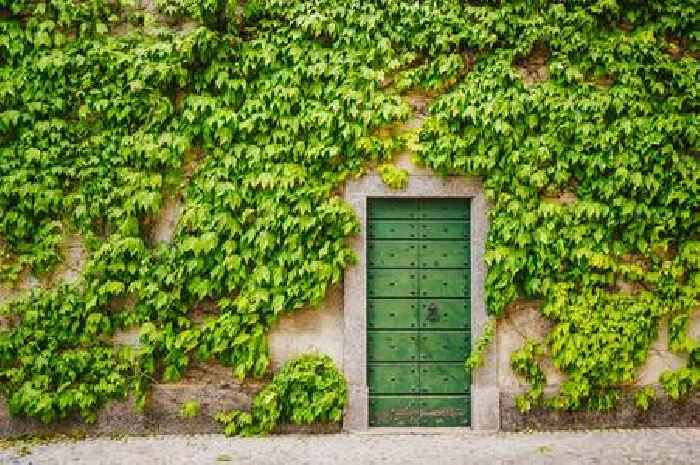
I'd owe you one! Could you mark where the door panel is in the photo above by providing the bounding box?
[420,241,470,268]
[367,331,418,362]
[367,269,417,298]
[368,364,419,394]
[369,220,418,239]
[368,299,418,329]
[369,198,419,219]
[420,221,469,240]
[419,299,470,330]
[419,397,470,427]
[419,199,469,220]
[368,241,418,268]
[419,331,470,361]
[420,363,470,394]
[369,396,420,427]
[419,270,469,298]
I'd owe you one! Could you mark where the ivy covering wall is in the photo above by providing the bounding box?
[0,0,697,424]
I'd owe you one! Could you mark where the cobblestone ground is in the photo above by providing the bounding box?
[1,428,698,465]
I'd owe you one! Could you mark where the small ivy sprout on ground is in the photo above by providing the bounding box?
[180,400,201,419]
[634,386,657,411]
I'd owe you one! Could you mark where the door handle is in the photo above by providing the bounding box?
[427,302,439,322]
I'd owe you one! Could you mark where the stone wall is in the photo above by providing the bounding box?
[0,197,345,437]
[0,90,697,434]
[268,286,344,371]
[497,299,700,431]
[0,280,344,437]
[500,389,700,431]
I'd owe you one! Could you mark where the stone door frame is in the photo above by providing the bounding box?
[342,174,499,431]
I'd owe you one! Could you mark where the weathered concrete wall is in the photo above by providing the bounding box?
[497,299,700,430]
[501,389,700,431]
[0,234,87,306]
[497,301,700,393]
[497,300,566,394]
[0,197,345,437]
[268,285,344,371]
[0,284,344,437]
[1,99,698,433]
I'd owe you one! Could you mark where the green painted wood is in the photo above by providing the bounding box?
[369,396,420,427]
[367,240,418,268]
[419,363,471,394]
[419,331,470,361]
[419,299,470,330]
[367,299,418,329]
[367,331,418,362]
[367,364,419,394]
[419,199,469,219]
[419,270,469,298]
[419,221,469,239]
[368,220,418,239]
[418,396,470,427]
[367,269,417,298]
[367,198,471,427]
[420,241,470,268]
[369,198,419,219]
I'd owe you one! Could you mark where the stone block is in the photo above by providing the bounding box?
[268,285,344,371]
[497,300,565,391]
[500,388,700,431]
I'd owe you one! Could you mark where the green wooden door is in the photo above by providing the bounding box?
[367,198,471,427]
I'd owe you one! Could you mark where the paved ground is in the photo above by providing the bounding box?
[0,428,698,465]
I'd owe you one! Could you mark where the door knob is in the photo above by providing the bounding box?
[427,302,439,322]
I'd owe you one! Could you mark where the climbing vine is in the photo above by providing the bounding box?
[0,0,697,424]
[216,354,346,436]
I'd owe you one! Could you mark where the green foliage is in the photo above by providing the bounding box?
[378,164,409,190]
[413,1,699,410]
[395,53,465,93]
[511,341,547,413]
[180,399,201,418]
[465,318,495,370]
[634,385,657,411]
[659,368,700,400]
[215,354,346,436]
[157,0,239,32]
[0,285,132,423]
[0,0,697,423]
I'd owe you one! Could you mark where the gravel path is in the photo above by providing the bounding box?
[1,428,698,465]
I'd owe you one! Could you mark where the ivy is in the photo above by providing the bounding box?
[0,0,698,424]
[465,318,495,370]
[180,399,201,418]
[215,354,346,436]
[378,164,408,190]
[634,385,656,411]
[659,367,700,401]
[414,1,699,410]
[510,341,547,413]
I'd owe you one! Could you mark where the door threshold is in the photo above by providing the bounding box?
[350,427,477,435]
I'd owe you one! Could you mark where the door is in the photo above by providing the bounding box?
[367,198,471,427]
